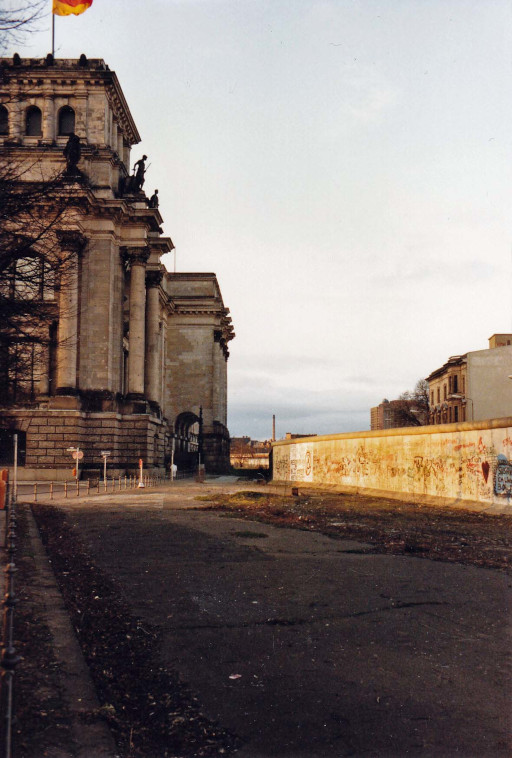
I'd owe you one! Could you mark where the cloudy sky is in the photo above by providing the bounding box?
[12,0,512,440]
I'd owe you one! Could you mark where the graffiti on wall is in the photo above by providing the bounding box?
[289,444,313,482]
[272,424,512,506]
[495,454,512,496]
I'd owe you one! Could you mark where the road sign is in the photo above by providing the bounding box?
[101,451,111,457]
[72,450,84,460]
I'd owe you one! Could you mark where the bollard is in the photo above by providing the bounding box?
[104,477,107,492]
[33,483,37,503]
[76,479,79,497]
[64,481,68,498]
[50,482,53,500]
[118,477,121,491]
[124,475,127,490]
[87,480,90,495]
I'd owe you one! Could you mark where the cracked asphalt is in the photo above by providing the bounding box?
[53,483,511,757]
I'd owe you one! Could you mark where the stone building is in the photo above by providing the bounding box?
[0,55,234,477]
[427,334,512,424]
[370,399,407,430]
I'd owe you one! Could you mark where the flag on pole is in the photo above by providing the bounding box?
[53,0,93,16]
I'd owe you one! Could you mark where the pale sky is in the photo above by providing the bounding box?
[11,0,512,440]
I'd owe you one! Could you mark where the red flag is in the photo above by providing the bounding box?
[53,0,93,16]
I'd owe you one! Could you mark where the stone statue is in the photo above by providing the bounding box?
[63,132,81,173]
[132,154,147,191]
[149,189,159,208]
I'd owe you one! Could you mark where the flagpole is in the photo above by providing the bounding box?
[52,12,55,57]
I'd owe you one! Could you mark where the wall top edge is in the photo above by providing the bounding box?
[272,417,512,447]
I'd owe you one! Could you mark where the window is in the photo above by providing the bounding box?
[453,375,458,393]
[431,391,434,405]
[0,256,56,302]
[454,406,459,422]
[0,339,42,404]
[0,105,8,135]
[437,387,440,404]
[58,105,75,136]
[443,384,447,400]
[26,106,42,136]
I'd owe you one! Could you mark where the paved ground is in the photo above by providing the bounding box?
[27,479,512,757]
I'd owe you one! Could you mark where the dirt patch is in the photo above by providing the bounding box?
[198,491,512,572]
[28,503,241,758]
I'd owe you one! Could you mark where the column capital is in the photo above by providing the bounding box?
[57,229,86,254]
[121,246,150,267]
[146,269,163,288]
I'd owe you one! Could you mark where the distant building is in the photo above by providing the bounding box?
[370,399,410,430]
[284,433,317,440]
[230,437,271,469]
[427,334,512,423]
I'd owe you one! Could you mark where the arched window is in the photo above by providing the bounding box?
[0,105,8,136]
[26,106,42,136]
[58,105,75,136]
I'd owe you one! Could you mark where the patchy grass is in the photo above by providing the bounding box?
[199,490,512,573]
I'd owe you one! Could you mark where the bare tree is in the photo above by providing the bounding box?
[0,147,84,403]
[394,378,430,426]
[0,1,46,53]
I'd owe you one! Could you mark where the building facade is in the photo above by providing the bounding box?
[427,335,512,424]
[370,399,407,430]
[0,56,234,477]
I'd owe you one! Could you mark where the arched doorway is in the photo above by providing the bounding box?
[173,412,200,471]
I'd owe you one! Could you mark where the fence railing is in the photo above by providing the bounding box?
[14,474,170,502]
[0,477,19,758]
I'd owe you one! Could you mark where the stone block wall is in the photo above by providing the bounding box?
[1,409,166,479]
[272,417,512,508]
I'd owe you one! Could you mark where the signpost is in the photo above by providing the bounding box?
[138,458,145,488]
[67,446,82,480]
[101,451,111,487]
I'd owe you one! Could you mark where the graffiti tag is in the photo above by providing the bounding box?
[495,455,512,496]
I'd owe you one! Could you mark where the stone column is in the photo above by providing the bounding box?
[42,95,54,143]
[11,97,22,142]
[38,332,51,396]
[125,248,149,399]
[145,270,163,407]
[55,231,85,395]
[74,94,88,141]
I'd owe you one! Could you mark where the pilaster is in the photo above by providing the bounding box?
[145,270,163,409]
[124,247,149,399]
[55,230,86,399]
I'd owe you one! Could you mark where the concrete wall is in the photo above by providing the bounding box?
[272,418,512,507]
[467,345,512,421]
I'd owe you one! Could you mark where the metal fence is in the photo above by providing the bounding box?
[16,474,168,502]
[0,480,18,758]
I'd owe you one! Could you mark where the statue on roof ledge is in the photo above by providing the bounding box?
[63,132,81,173]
